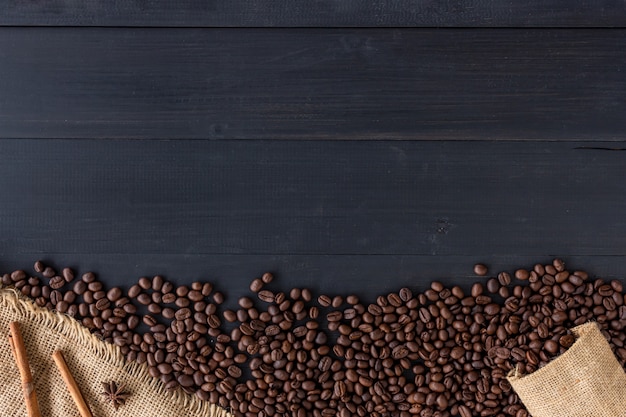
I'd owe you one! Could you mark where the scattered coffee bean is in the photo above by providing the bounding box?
[3,259,625,417]
[261,272,273,284]
[249,278,263,293]
[474,263,488,276]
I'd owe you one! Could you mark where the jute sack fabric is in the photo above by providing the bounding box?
[0,287,232,417]
[508,321,626,417]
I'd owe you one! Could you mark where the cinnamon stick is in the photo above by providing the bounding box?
[52,350,94,417]
[8,322,42,417]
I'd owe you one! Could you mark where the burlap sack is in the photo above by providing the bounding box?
[0,287,232,417]
[508,321,626,417]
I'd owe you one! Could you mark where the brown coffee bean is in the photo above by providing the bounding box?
[250,278,264,293]
[552,258,565,272]
[211,291,224,304]
[368,304,382,316]
[265,324,280,336]
[187,290,203,302]
[136,276,151,290]
[392,345,409,359]
[60,267,74,283]
[515,269,530,280]
[334,380,346,398]
[223,309,237,322]
[610,279,623,293]
[475,295,491,305]
[257,271,272,284]
[175,308,192,321]
[327,311,342,322]
[49,276,65,290]
[95,298,110,311]
[258,290,275,303]
[495,347,510,359]
[317,295,331,307]
[80,272,95,283]
[544,339,559,354]
[498,271,512,286]
[474,263,488,276]
[458,405,472,417]
[598,284,613,297]
[318,356,331,372]
[40,267,55,279]
[207,314,221,328]
[33,261,45,273]
[105,287,122,302]
[331,295,343,308]
[143,314,158,326]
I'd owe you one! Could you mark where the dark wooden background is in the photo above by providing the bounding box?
[1,2,625,303]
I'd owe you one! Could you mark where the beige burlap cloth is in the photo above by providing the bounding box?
[508,321,626,417]
[0,288,231,417]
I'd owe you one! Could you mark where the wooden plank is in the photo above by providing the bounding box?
[2,0,626,28]
[1,139,625,261]
[1,28,625,141]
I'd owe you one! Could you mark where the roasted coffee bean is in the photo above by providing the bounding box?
[392,345,409,359]
[95,298,110,311]
[222,309,237,322]
[474,263,488,276]
[258,290,275,303]
[143,315,158,327]
[396,288,411,302]
[159,293,174,304]
[544,339,559,354]
[211,291,224,304]
[137,277,151,290]
[250,278,264,293]
[50,290,62,305]
[259,272,274,284]
[40,267,55,279]
[49,276,65,290]
[317,295,331,307]
[498,272,512,286]
[318,356,331,372]
[60,267,74,283]
[265,324,280,336]
[326,311,342,322]
[175,308,192,321]
[207,315,221,328]
[106,287,122,302]
[559,334,575,348]
[368,304,382,316]
[127,284,141,299]
[33,261,45,273]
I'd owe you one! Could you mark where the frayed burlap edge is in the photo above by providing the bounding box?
[507,321,598,382]
[0,286,232,417]
[507,321,626,417]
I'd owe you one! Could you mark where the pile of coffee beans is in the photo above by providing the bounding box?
[2,259,626,417]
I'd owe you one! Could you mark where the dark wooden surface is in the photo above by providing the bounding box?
[1,138,625,295]
[2,0,626,28]
[2,28,625,141]
[1,8,626,302]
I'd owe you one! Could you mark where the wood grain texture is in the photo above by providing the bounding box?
[1,139,625,260]
[1,28,624,141]
[2,0,625,28]
[2,139,625,296]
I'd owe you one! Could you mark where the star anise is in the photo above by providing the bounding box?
[101,381,130,409]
